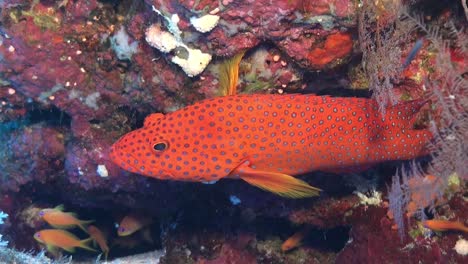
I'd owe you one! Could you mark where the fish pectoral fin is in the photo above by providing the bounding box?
[233,161,321,198]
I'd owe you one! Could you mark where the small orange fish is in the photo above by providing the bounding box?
[423,219,468,233]
[117,213,153,237]
[39,205,93,232]
[33,229,96,254]
[281,226,311,252]
[87,225,110,260]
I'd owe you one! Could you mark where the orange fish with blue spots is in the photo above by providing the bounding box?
[110,94,431,198]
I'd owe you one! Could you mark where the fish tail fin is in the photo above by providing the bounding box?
[78,220,94,233]
[387,99,433,155]
[388,99,428,127]
[234,161,321,198]
[460,223,468,233]
[219,50,246,96]
[79,237,98,252]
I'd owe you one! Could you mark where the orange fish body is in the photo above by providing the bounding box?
[87,225,110,259]
[281,226,311,252]
[117,213,153,237]
[111,94,431,197]
[39,206,93,232]
[33,229,96,253]
[423,219,468,233]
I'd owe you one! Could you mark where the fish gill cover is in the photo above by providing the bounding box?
[0,0,466,263]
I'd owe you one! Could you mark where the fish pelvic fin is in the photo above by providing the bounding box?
[63,246,76,253]
[233,161,321,198]
[79,237,98,252]
[219,50,246,96]
[46,244,59,256]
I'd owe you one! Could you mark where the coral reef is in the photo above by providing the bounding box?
[0,0,466,263]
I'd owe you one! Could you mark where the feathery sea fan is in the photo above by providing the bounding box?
[386,5,467,238]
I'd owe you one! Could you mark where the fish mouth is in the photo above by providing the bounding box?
[109,143,141,174]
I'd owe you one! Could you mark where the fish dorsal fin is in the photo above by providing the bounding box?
[54,204,65,211]
[232,160,321,198]
[219,50,246,96]
[144,113,164,127]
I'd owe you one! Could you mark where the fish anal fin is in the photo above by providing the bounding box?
[144,113,164,127]
[233,161,321,198]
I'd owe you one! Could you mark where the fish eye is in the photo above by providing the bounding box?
[153,142,168,151]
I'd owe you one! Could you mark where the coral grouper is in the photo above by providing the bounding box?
[110,94,431,198]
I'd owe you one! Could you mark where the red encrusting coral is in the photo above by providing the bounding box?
[306,32,354,67]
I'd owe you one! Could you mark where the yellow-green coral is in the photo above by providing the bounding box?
[20,9,60,31]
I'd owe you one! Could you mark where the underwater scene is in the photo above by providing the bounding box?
[0,0,467,263]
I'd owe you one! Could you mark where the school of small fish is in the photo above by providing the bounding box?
[34,206,155,258]
[35,205,98,256]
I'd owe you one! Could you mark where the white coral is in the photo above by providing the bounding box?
[171,46,212,77]
[190,14,220,33]
[145,24,177,53]
[355,190,382,206]
[148,6,213,77]
[454,239,468,256]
